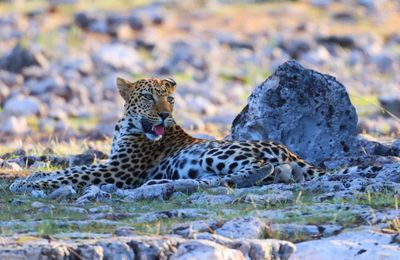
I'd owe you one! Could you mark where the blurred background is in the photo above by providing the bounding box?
[0,0,399,152]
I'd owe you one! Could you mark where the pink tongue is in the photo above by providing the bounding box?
[153,125,165,136]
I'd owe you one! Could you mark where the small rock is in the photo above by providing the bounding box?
[310,0,332,8]
[332,12,356,22]
[88,20,108,34]
[32,202,55,213]
[122,183,175,201]
[172,220,222,238]
[68,149,107,167]
[240,191,294,206]
[76,185,111,204]
[358,136,397,157]
[26,75,64,95]
[74,12,96,29]
[278,38,312,59]
[0,44,46,73]
[10,198,27,206]
[100,184,118,193]
[193,233,295,259]
[31,189,47,198]
[114,227,136,236]
[49,185,76,200]
[216,217,267,239]
[29,161,47,170]
[372,53,394,72]
[3,95,43,116]
[171,239,244,260]
[0,82,9,106]
[93,43,142,70]
[31,201,47,208]
[89,205,112,213]
[358,0,381,11]
[136,209,211,223]
[379,94,400,118]
[64,207,88,214]
[0,116,28,134]
[13,148,26,156]
[61,56,94,75]
[293,227,400,259]
[392,139,400,155]
[128,14,144,31]
[269,223,343,242]
[2,161,22,171]
[317,35,356,49]
[217,35,254,51]
[0,69,23,87]
[190,194,234,205]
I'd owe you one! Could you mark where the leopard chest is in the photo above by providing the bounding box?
[147,142,213,180]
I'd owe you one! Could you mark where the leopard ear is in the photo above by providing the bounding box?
[163,78,176,89]
[116,77,132,101]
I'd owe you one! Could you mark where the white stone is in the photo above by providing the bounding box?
[0,116,28,134]
[2,161,23,171]
[293,227,400,259]
[94,43,142,70]
[3,94,42,116]
[29,161,47,170]
[49,185,77,200]
[89,205,112,213]
[31,190,47,198]
[171,239,244,260]
[216,217,268,239]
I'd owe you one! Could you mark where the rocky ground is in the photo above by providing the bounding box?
[1,0,400,259]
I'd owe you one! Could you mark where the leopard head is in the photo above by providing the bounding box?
[116,77,176,141]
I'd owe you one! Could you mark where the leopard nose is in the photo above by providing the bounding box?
[158,112,170,120]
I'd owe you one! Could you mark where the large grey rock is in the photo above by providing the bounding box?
[231,60,360,164]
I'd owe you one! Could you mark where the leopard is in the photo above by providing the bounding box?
[10,77,329,193]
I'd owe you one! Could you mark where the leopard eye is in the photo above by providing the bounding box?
[141,93,154,101]
[167,96,174,103]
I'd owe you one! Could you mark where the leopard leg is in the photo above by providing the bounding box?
[222,161,274,188]
[142,179,174,186]
[273,163,296,183]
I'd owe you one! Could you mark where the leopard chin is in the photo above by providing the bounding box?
[141,118,167,141]
[145,132,163,141]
